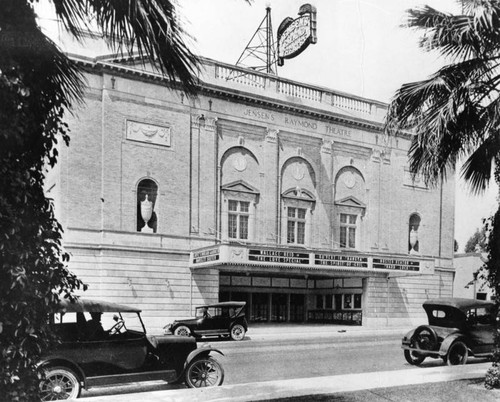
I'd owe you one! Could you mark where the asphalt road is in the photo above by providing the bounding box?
[81,332,487,399]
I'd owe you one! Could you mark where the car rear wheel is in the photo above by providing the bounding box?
[40,366,81,401]
[412,325,438,351]
[447,341,468,365]
[230,324,246,341]
[174,325,191,337]
[185,357,224,388]
[404,350,426,365]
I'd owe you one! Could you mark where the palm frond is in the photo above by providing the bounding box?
[407,4,500,61]
[461,132,500,193]
[53,0,201,95]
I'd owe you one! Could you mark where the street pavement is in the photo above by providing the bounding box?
[78,324,500,401]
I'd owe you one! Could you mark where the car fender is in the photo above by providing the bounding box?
[184,346,224,369]
[37,356,87,389]
[439,334,468,356]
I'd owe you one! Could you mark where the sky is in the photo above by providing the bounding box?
[35,0,498,252]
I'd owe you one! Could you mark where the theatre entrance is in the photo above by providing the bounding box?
[219,272,364,324]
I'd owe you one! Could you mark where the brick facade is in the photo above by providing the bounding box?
[46,56,455,332]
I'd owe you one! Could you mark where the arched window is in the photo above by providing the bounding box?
[408,214,421,254]
[137,179,158,233]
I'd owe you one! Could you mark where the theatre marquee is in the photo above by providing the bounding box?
[190,244,434,276]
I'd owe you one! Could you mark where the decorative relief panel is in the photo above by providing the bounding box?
[126,120,171,147]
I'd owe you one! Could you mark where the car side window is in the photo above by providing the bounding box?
[207,307,222,318]
[475,307,492,325]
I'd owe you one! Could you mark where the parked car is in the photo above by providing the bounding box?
[38,298,225,400]
[165,302,248,341]
[401,297,497,366]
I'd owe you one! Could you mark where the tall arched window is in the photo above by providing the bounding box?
[408,213,421,254]
[137,179,158,233]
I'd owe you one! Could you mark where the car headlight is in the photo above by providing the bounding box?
[163,324,173,334]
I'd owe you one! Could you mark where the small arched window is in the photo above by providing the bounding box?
[408,214,421,254]
[137,179,158,233]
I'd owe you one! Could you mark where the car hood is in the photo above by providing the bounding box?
[147,334,196,348]
[172,318,199,326]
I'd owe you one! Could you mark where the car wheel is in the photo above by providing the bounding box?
[447,341,468,365]
[230,324,246,341]
[412,325,438,351]
[39,366,81,401]
[174,325,191,337]
[185,357,224,388]
[404,350,425,365]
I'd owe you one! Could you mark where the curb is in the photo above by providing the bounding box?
[80,363,491,402]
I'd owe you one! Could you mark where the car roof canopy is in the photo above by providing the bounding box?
[196,301,246,308]
[58,298,141,313]
[423,297,494,312]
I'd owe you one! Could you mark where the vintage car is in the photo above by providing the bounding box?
[38,298,224,400]
[401,297,497,366]
[165,301,248,341]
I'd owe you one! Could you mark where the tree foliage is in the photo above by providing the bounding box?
[0,0,201,400]
[385,0,500,383]
[464,226,488,253]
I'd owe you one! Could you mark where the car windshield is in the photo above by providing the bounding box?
[54,311,145,334]
[195,305,242,319]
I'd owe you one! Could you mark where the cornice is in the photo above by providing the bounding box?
[72,56,398,135]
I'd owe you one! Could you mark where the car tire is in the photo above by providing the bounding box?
[39,366,81,401]
[185,356,224,388]
[230,324,246,341]
[446,341,468,365]
[412,325,438,351]
[174,325,191,337]
[404,350,425,365]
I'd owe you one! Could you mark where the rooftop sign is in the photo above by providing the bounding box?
[277,4,317,66]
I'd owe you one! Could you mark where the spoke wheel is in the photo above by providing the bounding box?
[230,324,246,341]
[174,325,190,337]
[185,357,224,388]
[404,349,425,365]
[447,341,468,366]
[40,367,81,401]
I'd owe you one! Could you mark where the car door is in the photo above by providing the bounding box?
[467,307,496,355]
[70,312,148,376]
[201,307,226,335]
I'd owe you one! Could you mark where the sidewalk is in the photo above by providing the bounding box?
[245,322,408,341]
[81,363,497,402]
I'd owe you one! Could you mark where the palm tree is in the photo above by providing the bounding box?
[385,0,500,376]
[0,0,206,399]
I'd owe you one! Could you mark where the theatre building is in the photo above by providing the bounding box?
[47,54,455,332]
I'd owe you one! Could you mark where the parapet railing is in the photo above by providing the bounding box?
[207,60,386,120]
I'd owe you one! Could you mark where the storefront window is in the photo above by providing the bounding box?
[228,200,249,240]
[354,294,362,309]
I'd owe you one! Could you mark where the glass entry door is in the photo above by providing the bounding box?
[271,293,287,322]
[290,294,304,322]
[251,293,268,322]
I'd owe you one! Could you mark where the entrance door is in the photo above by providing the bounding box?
[251,293,268,322]
[290,294,304,322]
[271,294,287,322]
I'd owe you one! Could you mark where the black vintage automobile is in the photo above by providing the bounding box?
[401,297,497,366]
[38,298,224,400]
[165,301,248,341]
